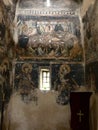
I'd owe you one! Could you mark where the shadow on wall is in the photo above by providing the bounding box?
[86,62,98,92]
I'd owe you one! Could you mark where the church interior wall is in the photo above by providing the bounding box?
[13,61,85,90]
[0,0,98,129]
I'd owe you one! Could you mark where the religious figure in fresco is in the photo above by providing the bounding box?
[45,23,54,33]
[21,22,28,35]
[54,22,64,32]
[27,27,37,36]
[15,63,37,103]
[37,44,45,56]
[16,19,82,60]
[56,64,78,105]
[69,37,82,60]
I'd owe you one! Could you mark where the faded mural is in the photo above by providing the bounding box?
[83,1,98,92]
[83,3,98,63]
[0,0,97,129]
[0,22,11,114]
[13,61,84,104]
[17,17,83,61]
[0,0,87,122]
[10,0,85,105]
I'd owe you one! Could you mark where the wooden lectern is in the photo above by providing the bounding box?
[70,92,92,130]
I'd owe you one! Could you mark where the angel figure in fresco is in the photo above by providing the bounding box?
[16,63,37,103]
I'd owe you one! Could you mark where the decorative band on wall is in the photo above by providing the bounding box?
[16,9,77,17]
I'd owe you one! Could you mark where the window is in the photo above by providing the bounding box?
[40,69,51,91]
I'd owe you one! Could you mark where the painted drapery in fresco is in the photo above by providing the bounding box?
[16,17,83,61]
[13,61,84,104]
